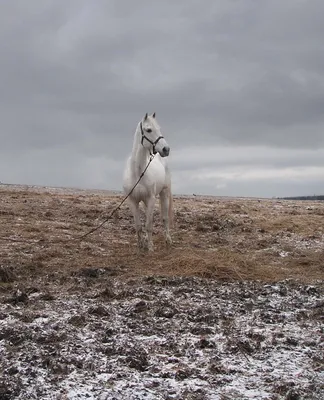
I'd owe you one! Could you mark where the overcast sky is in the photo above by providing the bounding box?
[1,0,323,198]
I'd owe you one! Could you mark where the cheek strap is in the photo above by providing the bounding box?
[140,122,164,154]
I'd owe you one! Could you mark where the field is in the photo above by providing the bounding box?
[0,184,323,399]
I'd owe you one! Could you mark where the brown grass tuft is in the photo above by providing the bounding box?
[0,186,323,286]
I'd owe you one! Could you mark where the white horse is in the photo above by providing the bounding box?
[123,112,173,252]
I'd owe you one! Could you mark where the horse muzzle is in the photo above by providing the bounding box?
[160,146,170,157]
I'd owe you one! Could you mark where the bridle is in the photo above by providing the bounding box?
[140,122,164,155]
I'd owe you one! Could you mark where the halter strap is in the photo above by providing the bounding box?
[140,122,164,155]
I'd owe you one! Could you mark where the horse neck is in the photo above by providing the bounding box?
[131,124,151,175]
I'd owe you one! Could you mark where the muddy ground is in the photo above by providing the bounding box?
[0,184,323,399]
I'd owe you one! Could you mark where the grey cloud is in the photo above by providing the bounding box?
[170,147,324,172]
[0,1,323,196]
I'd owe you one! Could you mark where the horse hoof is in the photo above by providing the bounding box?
[143,242,154,252]
[140,246,153,253]
[165,235,172,247]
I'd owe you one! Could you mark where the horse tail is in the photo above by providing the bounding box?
[159,185,174,228]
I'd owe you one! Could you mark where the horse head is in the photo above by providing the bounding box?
[140,113,170,157]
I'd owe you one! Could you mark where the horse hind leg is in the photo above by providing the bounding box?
[159,187,172,247]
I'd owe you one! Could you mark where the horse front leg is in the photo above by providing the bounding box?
[128,199,144,250]
[143,196,156,252]
[159,188,172,247]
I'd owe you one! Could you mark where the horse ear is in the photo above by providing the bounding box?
[152,112,156,118]
[144,113,148,121]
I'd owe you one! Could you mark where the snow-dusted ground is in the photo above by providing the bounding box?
[1,277,323,399]
[0,185,323,399]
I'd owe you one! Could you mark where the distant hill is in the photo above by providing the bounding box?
[280,195,324,201]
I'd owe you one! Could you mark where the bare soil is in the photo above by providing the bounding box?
[0,184,323,399]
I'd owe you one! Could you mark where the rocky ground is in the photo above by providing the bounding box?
[0,184,323,399]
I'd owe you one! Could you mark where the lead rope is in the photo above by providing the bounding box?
[0,153,155,244]
[77,153,155,240]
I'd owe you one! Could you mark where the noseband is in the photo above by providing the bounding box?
[140,122,164,155]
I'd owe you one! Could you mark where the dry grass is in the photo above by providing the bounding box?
[0,185,323,286]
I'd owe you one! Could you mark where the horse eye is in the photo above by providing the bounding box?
[146,128,152,133]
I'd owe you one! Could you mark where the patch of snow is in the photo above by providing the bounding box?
[0,280,323,399]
